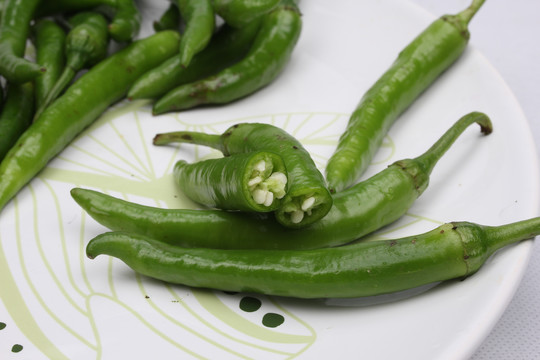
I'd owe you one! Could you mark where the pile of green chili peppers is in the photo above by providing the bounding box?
[1,0,540,301]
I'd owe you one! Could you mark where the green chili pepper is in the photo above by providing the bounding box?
[0,30,181,213]
[0,0,45,83]
[174,151,287,212]
[76,112,491,246]
[32,19,67,111]
[108,0,141,42]
[86,216,540,299]
[155,121,333,228]
[152,0,301,114]
[325,0,486,193]
[153,1,181,32]
[213,0,280,28]
[34,12,109,121]
[128,21,261,100]
[174,0,215,68]
[0,82,34,161]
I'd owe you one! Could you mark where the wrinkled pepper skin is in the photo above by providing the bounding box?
[86,217,540,299]
[325,0,486,193]
[0,0,44,83]
[0,31,181,212]
[173,151,287,212]
[152,0,302,114]
[75,113,492,249]
[129,21,261,100]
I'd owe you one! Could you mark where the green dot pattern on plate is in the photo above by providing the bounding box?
[262,313,285,328]
[11,344,23,353]
[0,322,6,330]
[239,296,262,312]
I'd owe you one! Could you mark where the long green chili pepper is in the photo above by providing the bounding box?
[76,112,492,247]
[152,0,301,114]
[213,0,280,28]
[174,0,215,68]
[0,82,34,161]
[108,0,141,42]
[0,30,181,213]
[128,21,261,100]
[325,0,486,193]
[153,1,181,32]
[155,121,333,228]
[86,217,540,299]
[32,19,66,111]
[0,0,45,83]
[34,12,109,121]
[174,151,288,212]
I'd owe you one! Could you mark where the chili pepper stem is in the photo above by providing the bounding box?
[458,0,486,25]
[481,217,540,252]
[153,131,225,152]
[413,112,492,176]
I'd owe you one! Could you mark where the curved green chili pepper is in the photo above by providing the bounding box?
[0,0,45,83]
[108,0,141,42]
[75,112,492,247]
[174,151,287,212]
[153,2,181,32]
[155,122,333,228]
[129,21,261,100]
[86,217,540,299]
[34,12,109,121]
[32,19,67,111]
[325,0,486,193]
[0,82,34,161]
[213,0,280,28]
[0,30,181,213]
[152,0,301,114]
[174,0,215,68]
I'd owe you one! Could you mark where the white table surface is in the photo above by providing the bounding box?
[408,1,540,359]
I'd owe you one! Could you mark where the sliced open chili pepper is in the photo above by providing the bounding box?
[154,122,333,228]
[174,151,287,212]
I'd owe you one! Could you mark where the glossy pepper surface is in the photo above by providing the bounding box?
[175,0,215,67]
[86,217,540,299]
[213,0,280,28]
[0,82,34,161]
[174,151,287,212]
[152,0,301,114]
[34,12,110,120]
[32,19,66,110]
[0,30,181,212]
[325,0,486,193]
[75,112,491,248]
[0,0,44,83]
[154,122,332,228]
[129,21,261,100]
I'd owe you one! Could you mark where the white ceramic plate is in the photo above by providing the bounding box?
[1,0,539,359]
